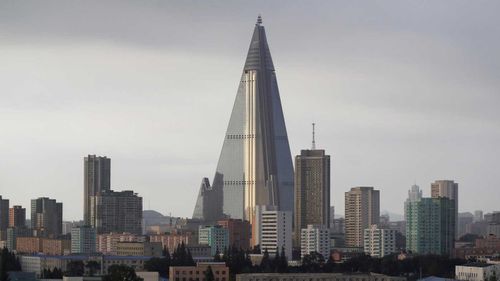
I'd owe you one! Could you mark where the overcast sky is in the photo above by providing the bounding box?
[1,0,499,221]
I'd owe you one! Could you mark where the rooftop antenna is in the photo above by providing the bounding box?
[257,14,262,25]
[312,123,316,150]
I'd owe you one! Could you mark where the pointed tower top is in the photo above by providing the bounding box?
[257,15,263,25]
[312,123,316,150]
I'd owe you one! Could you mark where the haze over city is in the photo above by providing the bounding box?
[1,0,500,221]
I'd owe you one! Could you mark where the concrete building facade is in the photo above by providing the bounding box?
[116,241,162,257]
[97,232,146,255]
[345,187,380,247]
[149,231,194,253]
[363,225,397,258]
[71,225,96,254]
[198,225,229,256]
[455,263,500,281]
[406,197,455,255]
[294,148,331,246]
[30,197,63,237]
[9,205,25,228]
[217,219,251,250]
[254,205,292,259]
[170,262,229,281]
[300,224,330,259]
[90,190,142,234]
[431,180,459,238]
[0,196,9,232]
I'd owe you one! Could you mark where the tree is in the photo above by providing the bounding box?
[65,260,85,277]
[302,251,325,273]
[277,247,288,273]
[260,248,272,272]
[85,261,101,277]
[0,247,21,281]
[144,257,170,278]
[103,264,143,281]
[204,265,215,281]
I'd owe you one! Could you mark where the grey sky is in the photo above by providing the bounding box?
[1,0,499,221]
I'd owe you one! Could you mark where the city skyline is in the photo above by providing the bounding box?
[1,1,500,220]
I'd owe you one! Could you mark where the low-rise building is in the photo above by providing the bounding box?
[236,273,406,281]
[19,254,151,277]
[17,237,71,255]
[97,232,146,254]
[116,241,162,257]
[71,225,96,254]
[170,262,229,281]
[149,231,193,253]
[254,206,292,260]
[301,225,330,259]
[187,244,212,257]
[455,263,500,281]
[217,219,251,250]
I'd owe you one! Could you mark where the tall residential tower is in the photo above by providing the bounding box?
[431,180,458,238]
[84,155,111,226]
[345,187,380,248]
[294,124,331,246]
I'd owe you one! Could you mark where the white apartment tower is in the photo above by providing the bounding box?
[300,225,330,259]
[363,225,397,258]
[254,205,292,260]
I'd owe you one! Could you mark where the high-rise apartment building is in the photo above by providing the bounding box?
[431,180,458,238]
[405,197,455,255]
[474,210,484,223]
[198,225,229,256]
[294,147,331,246]
[345,187,380,248]
[300,225,330,259]
[192,17,294,224]
[90,190,142,234]
[217,219,251,250]
[71,225,96,254]
[404,185,422,224]
[84,155,111,226]
[31,197,63,237]
[254,205,292,259]
[0,196,9,232]
[363,225,397,258]
[9,205,26,228]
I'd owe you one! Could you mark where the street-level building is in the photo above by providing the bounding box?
[236,273,406,281]
[455,263,500,281]
[170,262,229,281]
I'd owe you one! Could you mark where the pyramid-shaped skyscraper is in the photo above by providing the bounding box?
[193,17,294,226]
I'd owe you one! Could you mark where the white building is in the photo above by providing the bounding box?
[456,263,500,281]
[254,205,292,260]
[301,225,330,259]
[363,225,396,258]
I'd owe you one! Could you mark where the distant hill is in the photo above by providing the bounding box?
[143,210,180,227]
[382,210,404,221]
